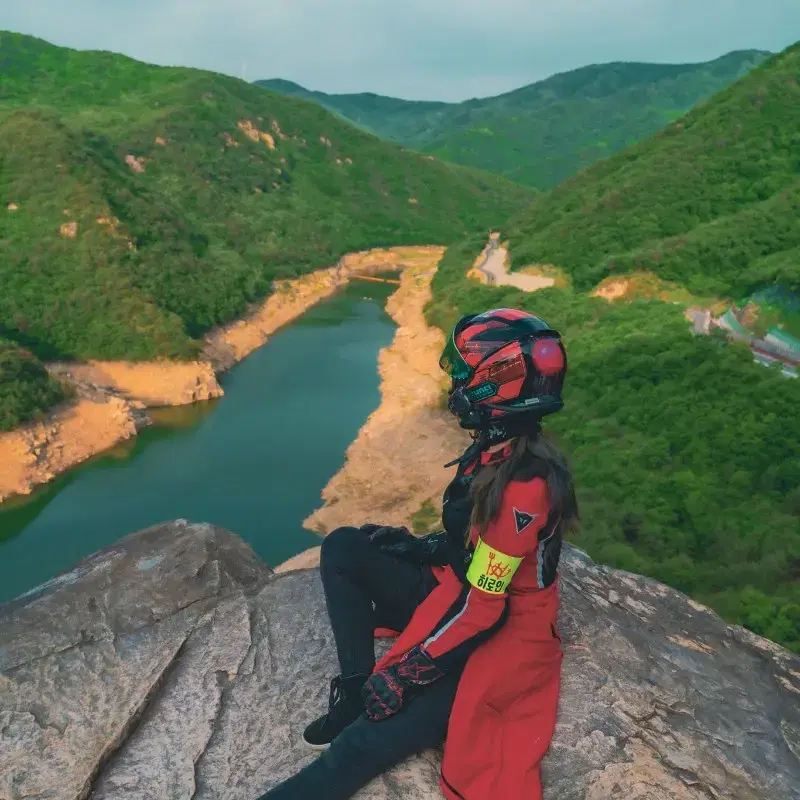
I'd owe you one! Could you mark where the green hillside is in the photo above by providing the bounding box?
[258,50,770,189]
[255,79,452,145]
[0,340,70,432]
[428,236,800,651]
[0,32,531,381]
[504,43,800,297]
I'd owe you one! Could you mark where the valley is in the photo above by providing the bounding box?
[0,32,798,653]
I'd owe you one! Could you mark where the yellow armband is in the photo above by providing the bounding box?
[467,537,523,594]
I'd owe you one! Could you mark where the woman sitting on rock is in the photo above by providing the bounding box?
[259,308,578,800]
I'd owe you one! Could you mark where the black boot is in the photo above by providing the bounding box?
[302,673,368,749]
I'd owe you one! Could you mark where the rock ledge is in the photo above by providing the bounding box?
[1,522,798,800]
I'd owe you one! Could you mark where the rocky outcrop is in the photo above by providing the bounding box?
[124,154,147,173]
[48,360,224,407]
[1,522,798,800]
[274,546,323,574]
[238,120,276,150]
[0,396,147,503]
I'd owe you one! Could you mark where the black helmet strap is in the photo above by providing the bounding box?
[443,415,542,469]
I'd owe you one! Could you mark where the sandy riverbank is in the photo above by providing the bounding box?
[0,246,443,504]
[204,246,444,370]
[302,255,469,538]
[47,360,224,407]
[0,397,145,502]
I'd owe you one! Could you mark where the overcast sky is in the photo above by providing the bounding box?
[2,0,799,101]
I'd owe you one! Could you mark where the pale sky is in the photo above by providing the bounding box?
[2,0,799,101]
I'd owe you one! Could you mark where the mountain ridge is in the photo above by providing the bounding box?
[258,49,772,108]
[257,48,773,187]
[503,41,800,297]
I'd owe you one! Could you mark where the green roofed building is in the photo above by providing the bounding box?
[764,328,800,361]
[718,309,751,340]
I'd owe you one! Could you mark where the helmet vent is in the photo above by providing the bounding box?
[488,353,526,382]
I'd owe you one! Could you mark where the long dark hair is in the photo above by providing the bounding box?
[468,429,579,541]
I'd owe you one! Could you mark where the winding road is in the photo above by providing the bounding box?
[475,235,555,292]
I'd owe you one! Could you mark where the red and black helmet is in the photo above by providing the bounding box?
[439,308,567,430]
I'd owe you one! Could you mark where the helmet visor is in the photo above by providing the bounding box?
[439,329,473,381]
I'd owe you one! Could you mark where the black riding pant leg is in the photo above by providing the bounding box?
[257,669,461,800]
[256,525,449,800]
[319,525,438,676]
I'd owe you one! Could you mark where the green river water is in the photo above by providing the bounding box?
[0,280,397,604]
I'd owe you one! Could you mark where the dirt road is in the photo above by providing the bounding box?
[476,236,555,292]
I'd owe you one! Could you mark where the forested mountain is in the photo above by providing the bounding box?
[504,43,800,297]
[258,49,771,188]
[0,32,531,428]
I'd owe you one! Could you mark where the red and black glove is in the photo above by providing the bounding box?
[362,645,445,722]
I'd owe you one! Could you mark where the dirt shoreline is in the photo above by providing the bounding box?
[297,252,470,566]
[0,246,444,504]
[279,237,564,573]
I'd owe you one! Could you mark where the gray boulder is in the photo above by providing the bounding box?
[0,521,798,800]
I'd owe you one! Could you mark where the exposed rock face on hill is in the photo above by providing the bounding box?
[1,522,798,800]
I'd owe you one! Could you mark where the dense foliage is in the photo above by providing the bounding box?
[4,33,798,655]
[428,237,800,652]
[255,79,454,147]
[0,339,70,431]
[259,50,770,189]
[0,32,531,372]
[504,43,800,297]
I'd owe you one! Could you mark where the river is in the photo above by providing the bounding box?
[0,280,397,603]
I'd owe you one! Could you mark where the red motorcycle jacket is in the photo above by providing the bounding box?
[374,446,563,799]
